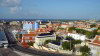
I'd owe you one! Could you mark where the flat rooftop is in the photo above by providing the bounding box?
[51,41,61,46]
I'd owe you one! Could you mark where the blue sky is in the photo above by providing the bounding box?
[0,0,100,20]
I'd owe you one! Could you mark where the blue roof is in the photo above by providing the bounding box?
[37,33,54,38]
[38,33,52,36]
[37,37,45,38]
[37,35,54,38]
[0,31,7,41]
[51,41,61,46]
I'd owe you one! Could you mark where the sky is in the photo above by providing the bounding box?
[0,0,100,20]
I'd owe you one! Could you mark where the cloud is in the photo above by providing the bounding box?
[0,0,21,7]
[0,0,22,14]
[10,6,22,14]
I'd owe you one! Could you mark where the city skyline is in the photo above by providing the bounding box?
[0,0,100,20]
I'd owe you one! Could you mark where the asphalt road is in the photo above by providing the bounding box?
[0,48,19,56]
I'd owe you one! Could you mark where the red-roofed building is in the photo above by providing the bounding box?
[35,28,48,34]
[61,24,70,28]
[52,24,61,27]
[29,31,37,34]
[89,35,100,56]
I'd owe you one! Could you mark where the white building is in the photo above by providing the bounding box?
[34,33,56,45]
[47,42,62,50]
[10,21,19,25]
[67,33,86,41]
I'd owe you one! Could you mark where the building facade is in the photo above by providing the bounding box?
[35,33,56,45]
[67,33,86,41]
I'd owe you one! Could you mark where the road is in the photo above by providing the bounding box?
[0,48,19,56]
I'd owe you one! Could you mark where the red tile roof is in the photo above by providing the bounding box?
[29,32,37,34]
[46,27,53,31]
[23,34,36,37]
[35,28,48,33]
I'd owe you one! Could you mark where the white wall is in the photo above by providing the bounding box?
[67,33,86,41]
[35,34,56,45]
[47,43,62,50]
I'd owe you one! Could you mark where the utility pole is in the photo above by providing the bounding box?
[70,39,71,50]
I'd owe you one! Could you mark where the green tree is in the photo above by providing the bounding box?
[75,28,87,34]
[80,45,91,56]
[85,31,94,39]
[68,27,76,33]
[62,36,82,51]
[62,41,74,50]
[75,28,98,39]
[97,27,100,35]
[44,40,52,45]
[98,26,100,30]
[92,29,98,37]
[65,36,73,39]
[74,40,82,44]
[97,32,100,35]
[75,29,82,34]
[57,27,64,30]
[90,24,96,28]
[27,42,34,46]
[71,40,82,52]
[81,52,90,56]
